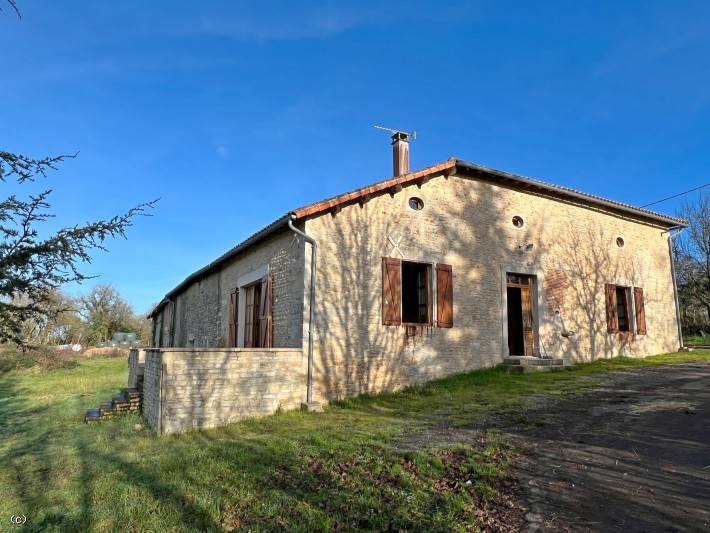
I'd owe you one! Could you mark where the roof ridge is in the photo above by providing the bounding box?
[455,160,686,226]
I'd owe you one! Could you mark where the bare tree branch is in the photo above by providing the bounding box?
[1,0,20,19]
[0,149,158,344]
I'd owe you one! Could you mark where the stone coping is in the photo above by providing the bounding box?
[142,347,302,353]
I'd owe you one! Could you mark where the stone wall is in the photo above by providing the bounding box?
[128,349,146,389]
[219,230,305,348]
[174,276,221,348]
[140,348,305,434]
[303,170,681,403]
[154,229,305,349]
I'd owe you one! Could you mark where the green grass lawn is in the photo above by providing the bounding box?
[1,351,709,533]
[683,335,710,345]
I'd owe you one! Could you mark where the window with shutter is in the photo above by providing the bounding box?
[436,263,453,328]
[382,257,452,328]
[616,287,631,332]
[634,287,647,335]
[607,283,644,335]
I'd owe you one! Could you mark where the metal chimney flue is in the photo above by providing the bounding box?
[391,132,410,176]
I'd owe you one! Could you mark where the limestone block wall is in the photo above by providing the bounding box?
[128,349,146,389]
[139,348,306,434]
[173,276,221,348]
[219,230,306,348]
[303,171,681,403]
[155,229,305,349]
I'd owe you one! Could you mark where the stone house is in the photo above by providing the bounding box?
[139,135,684,433]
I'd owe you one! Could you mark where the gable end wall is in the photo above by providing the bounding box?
[303,171,680,403]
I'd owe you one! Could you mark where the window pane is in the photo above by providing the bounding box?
[402,262,430,324]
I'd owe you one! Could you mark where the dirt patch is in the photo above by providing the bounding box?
[397,364,710,532]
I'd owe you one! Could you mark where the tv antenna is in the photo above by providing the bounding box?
[373,125,416,140]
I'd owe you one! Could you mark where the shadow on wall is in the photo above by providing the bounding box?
[310,175,554,402]
[543,223,676,361]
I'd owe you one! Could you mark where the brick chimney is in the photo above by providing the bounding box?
[391,132,410,176]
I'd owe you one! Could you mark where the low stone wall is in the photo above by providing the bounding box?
[128,349,146,389]
[139,348,306,434]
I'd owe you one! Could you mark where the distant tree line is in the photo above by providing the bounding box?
[10,284,150,349]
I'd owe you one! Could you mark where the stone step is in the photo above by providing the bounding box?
[99,402,115,416]
[503,356,564,366]
[84,388,143,424]
[85,408,102,423]
[501,363,576,374]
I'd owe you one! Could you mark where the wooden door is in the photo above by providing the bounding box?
[506,273,536,357]
[521,285,534,356]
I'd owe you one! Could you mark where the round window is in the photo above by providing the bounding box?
[512,216,524,228]
[409,197,424,211]
[616,237,625,248]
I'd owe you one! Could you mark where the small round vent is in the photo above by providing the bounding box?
[409,197,424,211]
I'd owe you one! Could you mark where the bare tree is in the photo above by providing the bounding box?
[79,284,141,344]
[0,0,19,18]
[676,193,710,330]
[14,288,85,348]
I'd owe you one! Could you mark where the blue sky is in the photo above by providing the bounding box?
[1,1,709,314]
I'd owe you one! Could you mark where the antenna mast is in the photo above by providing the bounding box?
[373,125,416,140]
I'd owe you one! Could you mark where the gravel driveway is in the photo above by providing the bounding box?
[400,364,710,532]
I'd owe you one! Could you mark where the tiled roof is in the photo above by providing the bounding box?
[291,160,456,218]
[291,158,686,226]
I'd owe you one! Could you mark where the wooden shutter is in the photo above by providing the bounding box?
[228,289,239,347]
[382,257,401,325]
[634,287,647,335]
[436,263,454,328]
[259,274,273,348]
[605,284,618,334]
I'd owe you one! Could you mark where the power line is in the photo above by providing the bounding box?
[641,182,710,208]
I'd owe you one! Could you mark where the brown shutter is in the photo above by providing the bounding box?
[382,257,401,325]
[634,287,647,335]
[228,289,239,347]
[605,284,618,334]
[436,263,454,328]
[259,274,273,348]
